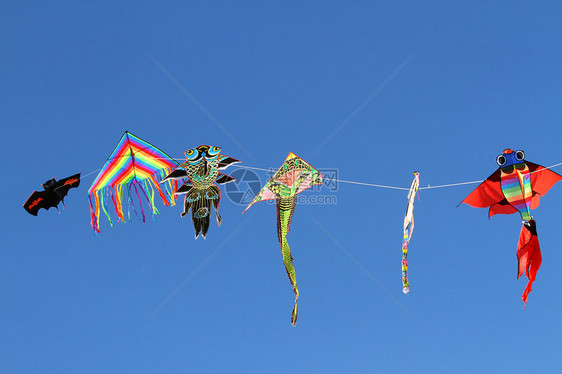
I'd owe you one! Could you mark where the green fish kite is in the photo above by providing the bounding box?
[244,152,323,325]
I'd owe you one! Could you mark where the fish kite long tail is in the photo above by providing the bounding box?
[402,172,419,294]
[517,219,542,307]
[276,196,299,326]
[179,184,222,239]
[402,233,410,294]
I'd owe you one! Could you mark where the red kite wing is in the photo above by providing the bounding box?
[527,162,562,204]
[461,169,504,208]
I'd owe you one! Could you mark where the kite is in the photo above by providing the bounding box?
[402,171,420,294]
[88,131,180,233]
[161,145,239,239]
[243,152,323,325]
[23,173,81,216]
[461,149,562,306]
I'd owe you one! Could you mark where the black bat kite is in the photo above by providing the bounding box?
[23,173,81,216]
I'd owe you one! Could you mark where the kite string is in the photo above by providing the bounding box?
[416,161,562,190]
[214,164,410,191]
[418,180,484,190]
[534,161,562,173]
[53,167,103,193]
[325,178,410,191]
[233,162,562,191]
[83,168,103,179]
[77,158,562,193]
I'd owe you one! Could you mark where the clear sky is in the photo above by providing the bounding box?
[1,1,561,373]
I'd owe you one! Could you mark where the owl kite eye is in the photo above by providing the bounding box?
[496,154,507,166]
[185,149,198,160]
[515,150,525,161]
[207,146,221,156]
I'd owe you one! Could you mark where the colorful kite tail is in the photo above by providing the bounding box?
[517,220,542,308]
[88,168,178,233]
[281,235,299,326]
[89,195,101,234]
[276,197,299,325]
[402,238,409,294]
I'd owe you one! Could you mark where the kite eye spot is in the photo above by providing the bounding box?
[515,150,525,161]
[208,146,221,156]
[185,149,199,160]
[496,154,507,166]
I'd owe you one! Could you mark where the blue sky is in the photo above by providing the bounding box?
[1,1,561,373]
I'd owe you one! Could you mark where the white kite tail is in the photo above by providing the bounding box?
[402,172,420,294]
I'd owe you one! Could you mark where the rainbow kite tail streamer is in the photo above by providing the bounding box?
[402,234,410,294]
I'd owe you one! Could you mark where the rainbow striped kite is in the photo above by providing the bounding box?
[88,131,180,233]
